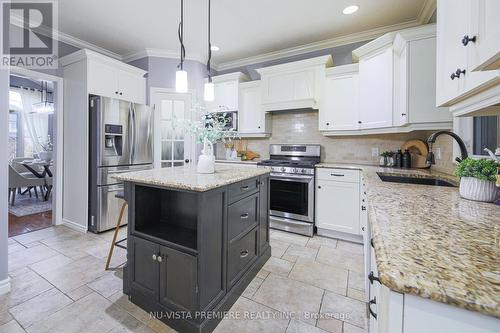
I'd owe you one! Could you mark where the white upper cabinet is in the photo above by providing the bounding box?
[84,54,146,104]
[320,64,360,131]
[436,0,499,116]
[393,25,452,126]
[467,0,500,71]
[238,80,271,136]
[256,55,333,112]
[205,72,249,113]
[356,45,394,130]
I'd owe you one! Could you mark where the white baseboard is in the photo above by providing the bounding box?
[62,218,87,233]
[317,228,363,244]
[0,277,11,295]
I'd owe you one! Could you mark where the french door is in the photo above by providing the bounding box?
[152,90,194,168]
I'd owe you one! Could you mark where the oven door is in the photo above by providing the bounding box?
[270,173,314,222]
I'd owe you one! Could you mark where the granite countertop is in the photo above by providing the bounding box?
[114,164,270,192]
[317,162,500,318]
[215,159,259,165]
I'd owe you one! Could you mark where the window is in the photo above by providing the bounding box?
[472,116,499,155]
[455,116,499,159]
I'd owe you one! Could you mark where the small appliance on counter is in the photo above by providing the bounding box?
[257,144,321,237]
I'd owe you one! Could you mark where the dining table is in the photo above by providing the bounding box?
[21,159,53,201]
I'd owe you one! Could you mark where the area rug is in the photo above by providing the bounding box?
[8,193,52,217]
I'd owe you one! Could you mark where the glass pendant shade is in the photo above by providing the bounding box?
[175,70,188,93]
[204,82,214,101]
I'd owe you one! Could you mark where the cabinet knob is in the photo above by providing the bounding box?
[326,122,330,126]
[368,271,380,284]
[361,226,365,231]
[317,185,321,189]
[119,92,123,95]
[358,121,362,124]
[451,68,466,80]
[157,255,163,263]
[185,159,190,163]
[115,91,119,94]
[462,35,476,46]
[361,205,366,211]
[152,254,157,261]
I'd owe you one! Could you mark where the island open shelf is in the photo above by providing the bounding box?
[133,185,198,251]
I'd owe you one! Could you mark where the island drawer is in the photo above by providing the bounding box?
[228,193,259,240]
[227,228,258,288]
[228,177,259,204]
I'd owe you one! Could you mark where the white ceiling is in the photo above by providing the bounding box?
[57,0,434,68]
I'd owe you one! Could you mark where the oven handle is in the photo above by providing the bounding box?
[271,174,313,183]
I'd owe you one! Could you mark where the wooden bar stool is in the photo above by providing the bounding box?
[105,191,128,270]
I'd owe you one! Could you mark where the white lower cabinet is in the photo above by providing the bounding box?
[315,168,362,241]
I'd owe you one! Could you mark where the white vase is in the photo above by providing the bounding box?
[459,177,498,202]
[39,151,53,162]
[197,138,215,174]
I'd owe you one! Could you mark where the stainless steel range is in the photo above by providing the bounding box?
[258,144,321,237]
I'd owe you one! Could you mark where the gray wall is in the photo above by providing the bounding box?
[217,40,369,79]
[0,68,9,291]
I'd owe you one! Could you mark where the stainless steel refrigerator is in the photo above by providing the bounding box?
[88,95,153,233]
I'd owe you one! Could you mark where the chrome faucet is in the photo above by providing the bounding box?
[426,131,468,165]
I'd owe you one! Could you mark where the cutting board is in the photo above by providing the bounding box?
[401,139,429,168]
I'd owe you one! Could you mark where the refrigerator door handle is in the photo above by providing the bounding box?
[127,103,134,165]
[131,103,137,164]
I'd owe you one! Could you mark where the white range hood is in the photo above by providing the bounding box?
[255,55,333,112]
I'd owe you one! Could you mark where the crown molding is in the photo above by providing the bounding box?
[56,31,122,60]
[122,48,208,66]
[417,0,437,24]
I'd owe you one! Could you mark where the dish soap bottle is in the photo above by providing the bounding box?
[402,149,412,168]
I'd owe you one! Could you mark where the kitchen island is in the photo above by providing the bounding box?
[114,165,271,333]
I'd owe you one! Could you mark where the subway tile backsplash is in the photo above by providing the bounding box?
[217,110,455,175]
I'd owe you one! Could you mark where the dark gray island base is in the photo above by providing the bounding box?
[118,167,271,333]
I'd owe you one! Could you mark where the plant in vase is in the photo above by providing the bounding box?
[38,135,53,162]
[454,158,500,202]
[380,151,394,167]
[175,102,238,174]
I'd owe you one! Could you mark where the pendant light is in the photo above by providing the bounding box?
[32,81,54,114]
[203,0,215,102]
[176,0,188,93]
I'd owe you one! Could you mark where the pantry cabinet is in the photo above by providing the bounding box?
[238,80,271,136]
[320,64,360,131]
[436,0,499,116]
[205,72,249,113]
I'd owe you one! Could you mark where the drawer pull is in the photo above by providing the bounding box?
[240,185,249,191]
[240,250,249,258]
[240,213,249,219]
[368,271,380,284]
[330,173,345,177]
[462,35,476,46]
[157,255,163,263]
[361,206,366,211]
[370,238,374,248]
[368,297,377,319]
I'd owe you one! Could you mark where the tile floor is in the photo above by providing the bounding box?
[1,226,367,333]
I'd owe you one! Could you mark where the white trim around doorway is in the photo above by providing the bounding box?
[10,67,64,227]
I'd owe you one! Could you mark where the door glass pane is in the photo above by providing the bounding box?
[161,141,172,161]
[473,116,498,155]
[160,120,172,140]
[270,179,308,216]
[161,100,173,120]
[173,100,185,120]
[173,141,184,160]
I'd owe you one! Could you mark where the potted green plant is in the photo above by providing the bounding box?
[454,158,500,202]
[379,151,394,167]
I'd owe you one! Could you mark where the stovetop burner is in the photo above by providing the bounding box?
[258,159,317,168]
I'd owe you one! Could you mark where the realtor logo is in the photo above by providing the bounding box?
[1,0,58,69]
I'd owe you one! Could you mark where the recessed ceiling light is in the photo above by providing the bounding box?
[342,5,359,15]
[210,45,220,52]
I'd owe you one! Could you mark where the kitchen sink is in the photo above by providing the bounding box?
[377,173,457,187]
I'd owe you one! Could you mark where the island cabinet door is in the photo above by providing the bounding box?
[130,237,160,300]
[258,175,270,254]
[158,246,198,312]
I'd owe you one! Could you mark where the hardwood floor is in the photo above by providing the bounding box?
[8,211,53,237]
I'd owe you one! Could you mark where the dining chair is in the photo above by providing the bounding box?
[8,165,46,205]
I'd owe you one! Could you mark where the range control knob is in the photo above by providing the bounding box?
[301,169,307,173]
[292,168,297,173]
[280,167,286,173]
